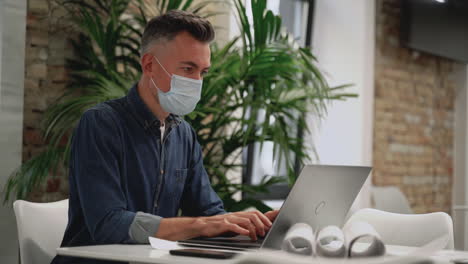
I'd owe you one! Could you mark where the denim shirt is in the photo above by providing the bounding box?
[51,84,225,264]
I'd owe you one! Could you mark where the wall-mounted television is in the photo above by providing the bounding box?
[401,0,468,63]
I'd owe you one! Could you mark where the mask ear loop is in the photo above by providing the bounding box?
[149,55,168,96]
[153,56,172,78]
[149,77,160,96]
[150,77,159,89]
[150,55,172,96]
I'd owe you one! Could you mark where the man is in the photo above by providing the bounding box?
[51,10,278,264]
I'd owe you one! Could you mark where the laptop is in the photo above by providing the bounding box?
[178,164,371,251]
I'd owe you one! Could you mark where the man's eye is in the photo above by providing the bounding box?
[182,67,193,73]
[201,71,209,77]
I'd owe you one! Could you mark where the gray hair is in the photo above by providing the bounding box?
[140,10,215,56]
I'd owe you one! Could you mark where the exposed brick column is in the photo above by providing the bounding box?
[373,0,459,213]
[23,0,72,202]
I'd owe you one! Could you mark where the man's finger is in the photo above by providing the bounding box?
[253,210,273,228]
[247,213,266,236]
[265,210,280,221]
[226,223,250,236]
[244,218,257,241]
[226,215,257,240]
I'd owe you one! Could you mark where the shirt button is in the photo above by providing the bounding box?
[160,170,164,174]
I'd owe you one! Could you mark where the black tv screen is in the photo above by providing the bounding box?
[401,0,468,63]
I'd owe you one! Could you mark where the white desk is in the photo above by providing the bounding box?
[57,244,468,264]
[57,244,241,264]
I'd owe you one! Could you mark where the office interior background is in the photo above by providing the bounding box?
[1,0,467,263]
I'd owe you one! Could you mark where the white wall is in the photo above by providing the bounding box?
[0,0,2,91]
[453,64,468,250]
[305,0,376,210]
[0,0,27,262]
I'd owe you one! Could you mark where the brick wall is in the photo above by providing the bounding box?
[373,0,459,213]
[23,0,71,202]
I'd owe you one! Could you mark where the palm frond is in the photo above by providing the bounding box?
[3,147,65,203]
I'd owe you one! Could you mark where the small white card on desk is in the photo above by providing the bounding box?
[149,237,183,250]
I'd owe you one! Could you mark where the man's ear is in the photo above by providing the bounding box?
[141,53,154,77]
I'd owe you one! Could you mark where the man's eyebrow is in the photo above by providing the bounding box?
[180,61,211,70]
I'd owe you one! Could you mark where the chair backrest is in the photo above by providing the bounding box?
[13,199,69,264]
[346,208,454,249]
[371,186,413,214]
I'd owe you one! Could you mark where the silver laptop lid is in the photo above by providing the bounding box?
[261,164,371,250]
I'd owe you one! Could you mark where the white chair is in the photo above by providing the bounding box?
[13,199,69,264]
[346,208,454,249]
[371,186,413,214]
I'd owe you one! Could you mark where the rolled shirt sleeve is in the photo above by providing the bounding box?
[128,212,162,243]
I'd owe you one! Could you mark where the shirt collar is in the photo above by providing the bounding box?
[126,83,182,131]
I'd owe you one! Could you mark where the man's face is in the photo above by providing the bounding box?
[145,31,211,93]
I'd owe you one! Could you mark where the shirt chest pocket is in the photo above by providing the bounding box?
[175,169,188,184]
[165,168,188,210]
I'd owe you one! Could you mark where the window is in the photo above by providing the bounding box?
[243,0,316,200]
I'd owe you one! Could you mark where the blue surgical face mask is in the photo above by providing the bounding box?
[150,56,202,116]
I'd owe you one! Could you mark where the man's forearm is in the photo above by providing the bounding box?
[154,217,202,241]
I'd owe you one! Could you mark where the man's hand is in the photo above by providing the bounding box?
[155,210,279,241]
[197,211,273,241]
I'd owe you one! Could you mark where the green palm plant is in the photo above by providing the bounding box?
[3,0,355,212]
[188,0,355,211]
